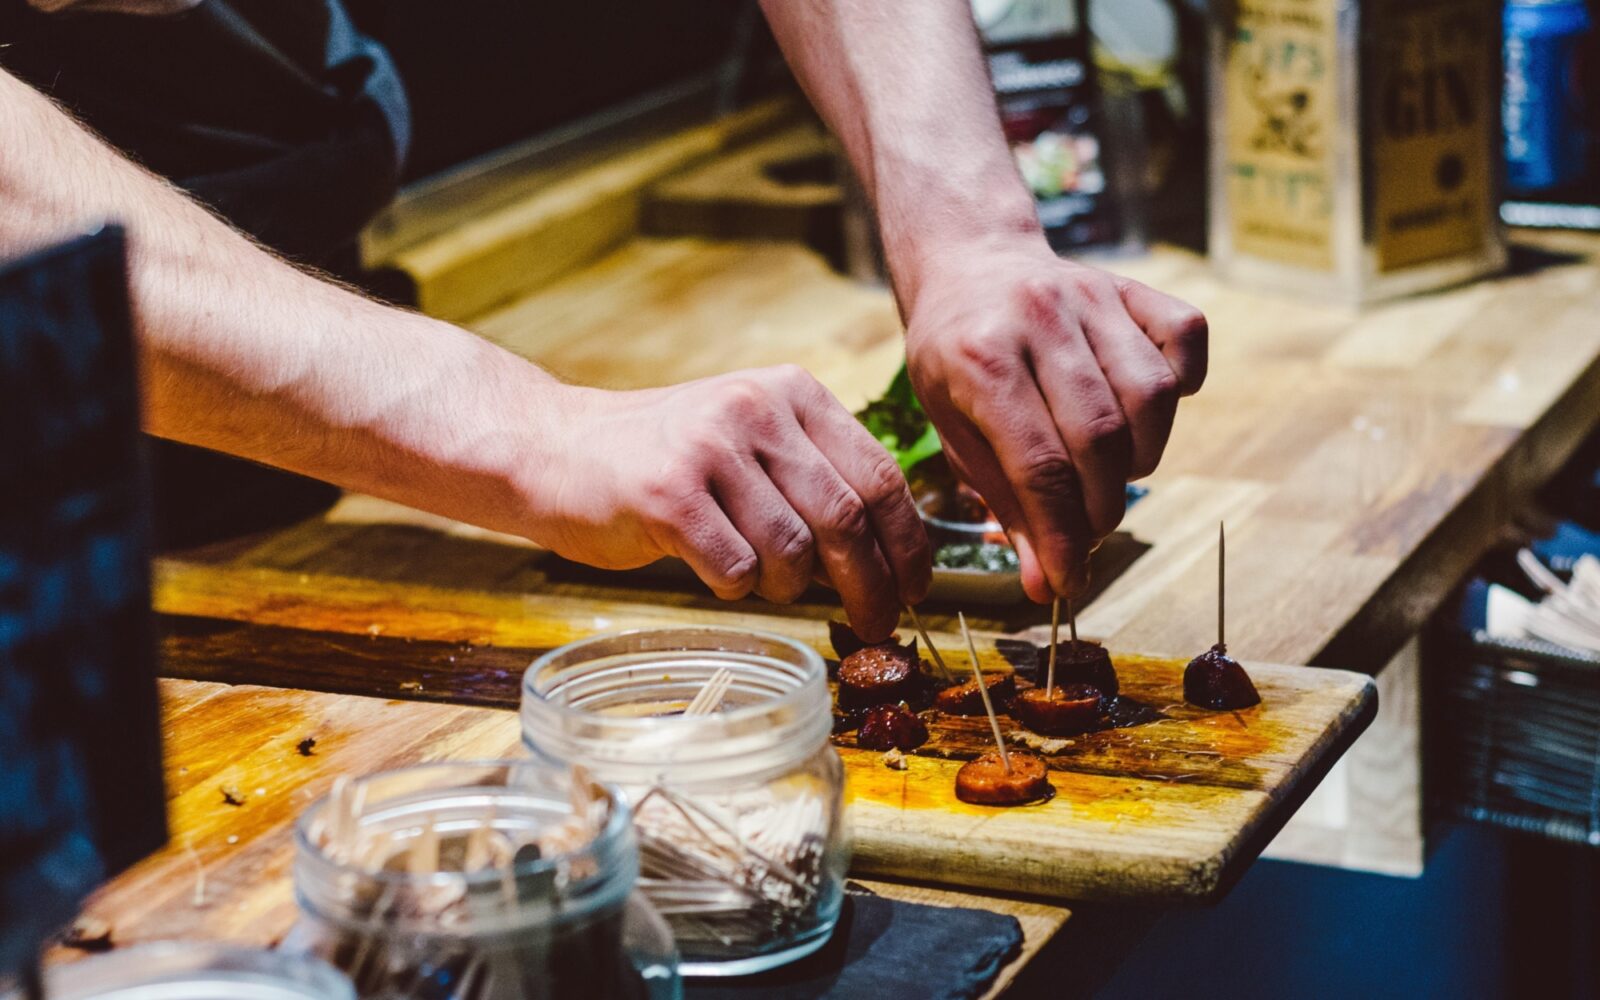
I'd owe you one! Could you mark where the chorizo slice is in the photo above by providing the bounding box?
[1012,683,1104,736]
[934,672,1017,716]
[955,750,1052,806]
[1039,640,1119,698]
[837,640,922,709]
[857,703,930,751]
[1183,643,1261,710]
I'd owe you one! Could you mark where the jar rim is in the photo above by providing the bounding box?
[522,626,827,731]
[292,758,637,936]
[521,627,833,784]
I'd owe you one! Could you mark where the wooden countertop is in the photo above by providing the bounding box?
[124,227,1596,950]
[460,230,1600,674]
[351,105,1600,674]
[91,114,1600,993]
[65,678,1070,999]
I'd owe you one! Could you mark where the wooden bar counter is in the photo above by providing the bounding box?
[76,114,1600,995]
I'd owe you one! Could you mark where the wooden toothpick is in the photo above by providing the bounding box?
[1046,597,1059,697]
[906,605,955,682]
[959,612,1011,773]
[1218,522,1226,648]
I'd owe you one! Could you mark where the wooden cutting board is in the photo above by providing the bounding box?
[151,561,1376,903]
[835,652,1372,901]
[63,679,1071,999]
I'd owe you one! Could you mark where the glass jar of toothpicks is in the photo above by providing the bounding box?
[522,628,847,977]
[281,760,680,1000]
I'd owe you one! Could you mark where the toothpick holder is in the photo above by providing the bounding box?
[282,760,679,1000]
[523,628,847,977]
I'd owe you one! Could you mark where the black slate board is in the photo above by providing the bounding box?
[686,886,1024,1000]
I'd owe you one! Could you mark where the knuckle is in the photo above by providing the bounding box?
[819,486,870,541]
[955,332,1014,382]
[859,452,908,509]
[766,363,818,396]
[1140,368,1181,409]
[1017,449,1079,500]
[644,468,703,516]
[1165,302,1209,341]
[769,518,815,568]
[711,378,786,439]
[1066,270,1119,306]
[1014,275,1065,321]
[713,378,771,422]
[1079,410,1131,454]
[713,551,759,591]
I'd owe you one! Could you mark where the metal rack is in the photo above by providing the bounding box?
[1437,631,1600,847]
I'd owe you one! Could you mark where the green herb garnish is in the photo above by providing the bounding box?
[857,364,943,473]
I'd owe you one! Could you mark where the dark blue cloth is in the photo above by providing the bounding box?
[1531,520,1600,576]
[686,887,1024,1000]
[0,229,165,973]
[0,0,408,543]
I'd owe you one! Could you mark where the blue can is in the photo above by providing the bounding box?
[1504,0,1593,194]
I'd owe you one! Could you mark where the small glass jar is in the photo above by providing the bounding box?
[281,760,679,1000]
[522,628,847,977]
[11,943,353,1000]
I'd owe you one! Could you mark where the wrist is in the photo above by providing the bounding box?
[879,181,1047,316]
[453,341,587,544]
[887,211,1049,319]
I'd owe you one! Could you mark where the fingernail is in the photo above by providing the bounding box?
[904,573,932,606]
[1010,530,1036,568]
[856,620,894,644]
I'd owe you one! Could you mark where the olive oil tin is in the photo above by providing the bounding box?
[1208,0,1506,304]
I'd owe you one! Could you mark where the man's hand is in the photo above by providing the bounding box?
[536,365,931,640]
[903,236,1207,603]
[762,0,1209,602]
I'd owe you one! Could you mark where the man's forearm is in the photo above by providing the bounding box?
[764,2,1208,602]
[0,68,569,540]
[761,0,1042,308]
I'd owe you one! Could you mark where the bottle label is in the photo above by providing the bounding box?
[1369,0,1494,272]
[1223,0,1341,272]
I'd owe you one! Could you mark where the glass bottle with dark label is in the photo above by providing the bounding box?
[976,0,1125,251]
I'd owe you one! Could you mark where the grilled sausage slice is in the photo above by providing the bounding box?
[934,672,1017,716]
[837,640,922,709]
[1012,683,1104,736]
[857,703,930,751]
[1183,643,1261,709]
[955,750,1052,805]
[1039,640,1119,698]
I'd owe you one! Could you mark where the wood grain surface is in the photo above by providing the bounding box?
[455,230,1600,675]
[64,679,1066,1000]
[840,654,1372,901]
[381,100,796,322]
[642,124,843,244]
[173,216,1600,892]
[96,120,1599,993]
[149,560,1374,903]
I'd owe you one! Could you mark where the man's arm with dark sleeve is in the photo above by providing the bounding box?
[0,66,929,636]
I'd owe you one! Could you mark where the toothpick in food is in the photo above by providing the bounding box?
[1046,597,1059,696]
[959,612,1011,773]
[906,605,955,682]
